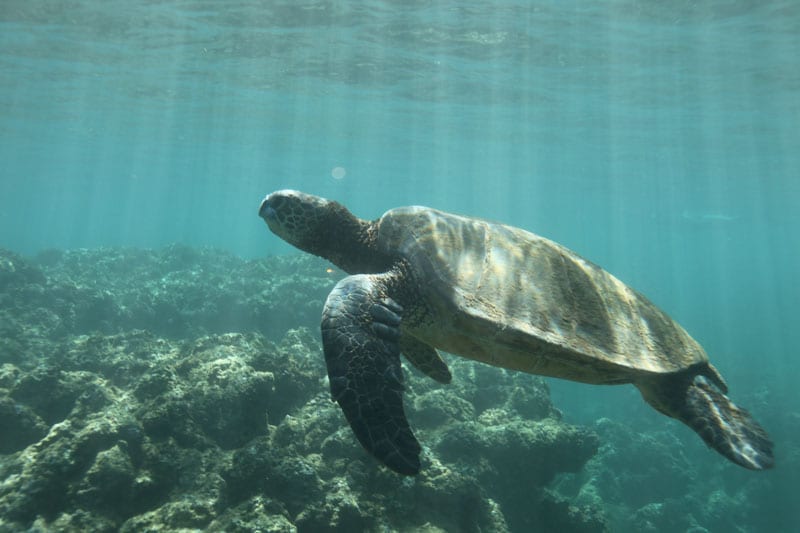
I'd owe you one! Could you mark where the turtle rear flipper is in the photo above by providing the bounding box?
[640,370,774,470]
[683,375,774,470]
[321,273,421,476]
[401,335,452,384]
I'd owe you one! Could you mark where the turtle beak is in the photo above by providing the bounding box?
[258,195,276,222]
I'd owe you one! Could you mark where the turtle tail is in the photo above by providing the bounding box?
[640,367,774,470]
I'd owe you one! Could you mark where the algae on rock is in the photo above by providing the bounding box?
[0,246,606,532]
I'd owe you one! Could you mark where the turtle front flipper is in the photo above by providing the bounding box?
[401,335,452,384]
[321,273,421,475]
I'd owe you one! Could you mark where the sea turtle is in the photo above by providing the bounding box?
[258,190,773,474]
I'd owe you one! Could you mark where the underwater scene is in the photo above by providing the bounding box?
[1,1,798,532]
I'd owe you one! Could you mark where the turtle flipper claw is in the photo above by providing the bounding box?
[321,274,421,475]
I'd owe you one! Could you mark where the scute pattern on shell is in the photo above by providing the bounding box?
[376,206,708,381]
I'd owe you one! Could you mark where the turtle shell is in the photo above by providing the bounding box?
[376,206,708,384]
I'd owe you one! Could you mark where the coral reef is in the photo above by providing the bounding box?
[0,247,605,532]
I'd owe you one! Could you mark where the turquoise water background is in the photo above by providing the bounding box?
[1,1,798,527]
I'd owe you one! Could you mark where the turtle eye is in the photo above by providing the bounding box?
[271,196,285,209]
[260,194,287,220]
[259,194,284,222]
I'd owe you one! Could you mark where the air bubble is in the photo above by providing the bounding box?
[331,166,346,180]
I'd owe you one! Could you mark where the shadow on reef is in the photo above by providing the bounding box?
[0,247,606,532]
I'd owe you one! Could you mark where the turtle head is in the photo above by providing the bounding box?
[259,190,334,251]
[259,190,375,271]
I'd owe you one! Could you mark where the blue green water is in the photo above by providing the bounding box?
[1,1,798,529]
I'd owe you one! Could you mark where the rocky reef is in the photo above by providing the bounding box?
[554,401,798,532]
[0,247,607,532]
